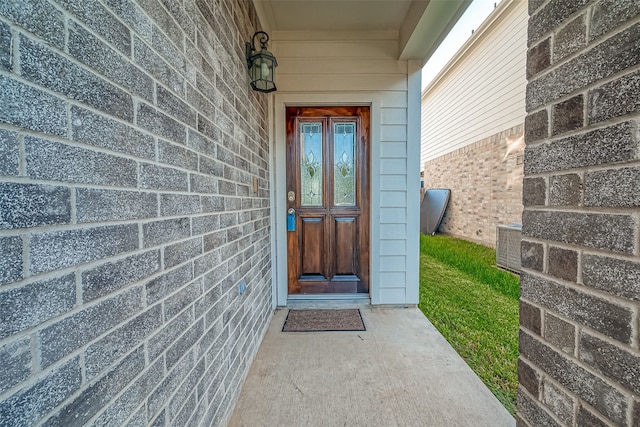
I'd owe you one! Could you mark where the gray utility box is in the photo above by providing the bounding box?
[496,223,522,273]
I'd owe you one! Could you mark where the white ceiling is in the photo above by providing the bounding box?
[254,0,415,32]
[253,0,472,62]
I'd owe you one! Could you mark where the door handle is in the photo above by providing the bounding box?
[287,208,296,231]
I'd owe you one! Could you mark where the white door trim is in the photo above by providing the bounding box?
[270,93,382,307]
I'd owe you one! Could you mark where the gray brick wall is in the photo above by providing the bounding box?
[0,0,272,425]
[520,0,640,425]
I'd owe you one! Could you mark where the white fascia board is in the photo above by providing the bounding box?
[399,0,472,63]
[253,0,274,33]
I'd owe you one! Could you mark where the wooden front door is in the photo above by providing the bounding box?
[286,106,370,294]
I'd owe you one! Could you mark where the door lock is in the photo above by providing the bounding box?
[287,191,295,202]
[287,208,296,231]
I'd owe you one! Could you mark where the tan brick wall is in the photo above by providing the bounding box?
[423,124,524,247]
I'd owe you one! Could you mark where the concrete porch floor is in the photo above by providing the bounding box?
[228,306,515,426]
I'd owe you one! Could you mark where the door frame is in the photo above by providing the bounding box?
[271,94,382,307]
[285,106,370,295]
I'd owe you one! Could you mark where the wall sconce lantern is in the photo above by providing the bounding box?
[245,31,277,93]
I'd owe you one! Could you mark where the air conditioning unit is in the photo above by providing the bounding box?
[496,223,522,273]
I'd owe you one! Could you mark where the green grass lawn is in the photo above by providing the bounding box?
[418,234,519,415]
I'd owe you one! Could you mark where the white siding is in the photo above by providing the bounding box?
[380,208,407,223]
[420,0,527,164]
[379,240,406,255]
[273,32,408,93]
[272,32,418,305]
[379,272,406,287]
[379,288,407,304]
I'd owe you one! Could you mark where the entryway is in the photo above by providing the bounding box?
[285,106,370,295]
[228,307,515,426]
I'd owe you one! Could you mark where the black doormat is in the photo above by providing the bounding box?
[282,309,366,332]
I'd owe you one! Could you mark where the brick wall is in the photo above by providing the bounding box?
[0,0,272,425]
[520,0,640,425]
[422,125,524,247]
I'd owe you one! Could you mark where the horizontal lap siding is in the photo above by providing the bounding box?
[380,95,409,296]
[274,34,411,301]
[420,0,527,247]
[421,0,528,164]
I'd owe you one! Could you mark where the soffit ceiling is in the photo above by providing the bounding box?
[254,0,415,32]
[253,0,471,62]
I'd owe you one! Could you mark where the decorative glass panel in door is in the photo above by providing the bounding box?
[333,122,356,206]
[300,123,323,206]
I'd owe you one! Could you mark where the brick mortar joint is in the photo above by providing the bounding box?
[526,113,640,149]
[522,269,638,310]
[10,19,21,75]
[16,275,147,333]
[527,0,551,19]
[525,105,550,123]
[586,9,640,46]
[518,383,568,426]
[633,304,639,351]
[0,214,197,240]
[0,243,161,295]
[0,293,150,401]
[544,305,640,359]
[74,269,82,309]
[527,63,640,113]
[529,0,634,57]
[574,331,640,397]
[0,173,251,198]
[66,0,192,88]
[540,372,580,413]
[635,211,640,258]
[521,328,636,399]
[583,1,593,50]
[523,161,640,181]
[522,205,640,216]
[13,28,155,116]
[6,23,243,149]
[580,401,619,426]
[0,108,165,165]
[423,124,524,165]
[12,100,165,160]
[579,247,640,267]
[69,342,153,425]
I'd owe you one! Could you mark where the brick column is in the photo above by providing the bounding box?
[520,0,640,426]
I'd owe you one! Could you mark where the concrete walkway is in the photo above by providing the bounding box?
[229,306,515,427]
